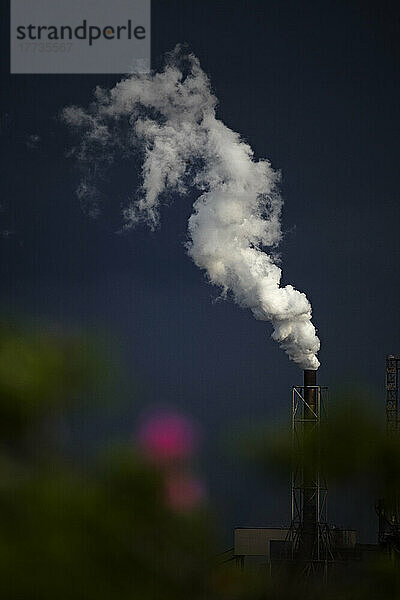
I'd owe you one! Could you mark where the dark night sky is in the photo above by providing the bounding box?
[1,0,399,543]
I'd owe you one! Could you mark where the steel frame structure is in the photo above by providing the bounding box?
[386,355,400,434]
[288,383,334,575]
[376,355,400,551]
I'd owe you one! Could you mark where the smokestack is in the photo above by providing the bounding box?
[300,369,317,559]
[304,369,317,415]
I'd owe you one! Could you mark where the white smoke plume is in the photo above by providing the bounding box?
[63,46,320,369]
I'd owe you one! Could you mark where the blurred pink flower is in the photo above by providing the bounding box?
[138,412,198,464]
[165,473,206,512]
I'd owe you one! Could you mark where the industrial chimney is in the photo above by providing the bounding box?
[299,369,317,559]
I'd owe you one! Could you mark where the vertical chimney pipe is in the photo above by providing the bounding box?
[300,369,317,559]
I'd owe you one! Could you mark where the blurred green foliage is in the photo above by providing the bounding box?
[1,322,400,599]
[0,322,212,599]
[0,322,103,436]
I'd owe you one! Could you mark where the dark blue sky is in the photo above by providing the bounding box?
[1,0,399,543]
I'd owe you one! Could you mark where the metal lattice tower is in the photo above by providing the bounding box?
[386,355,400,434]
[287,375,334,577]
[376,355,400,551]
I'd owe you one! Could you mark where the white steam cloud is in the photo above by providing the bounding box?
[63,46,320,369]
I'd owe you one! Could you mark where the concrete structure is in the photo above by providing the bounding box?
[233,527,358,569]
[234,528,289,562]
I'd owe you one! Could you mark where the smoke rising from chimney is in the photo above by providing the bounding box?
[63,46,320,369]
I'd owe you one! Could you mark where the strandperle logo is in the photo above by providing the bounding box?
[11,0,151,74]
[15,20,147,46]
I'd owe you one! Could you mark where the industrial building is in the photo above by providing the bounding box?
[225,356,400,579]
